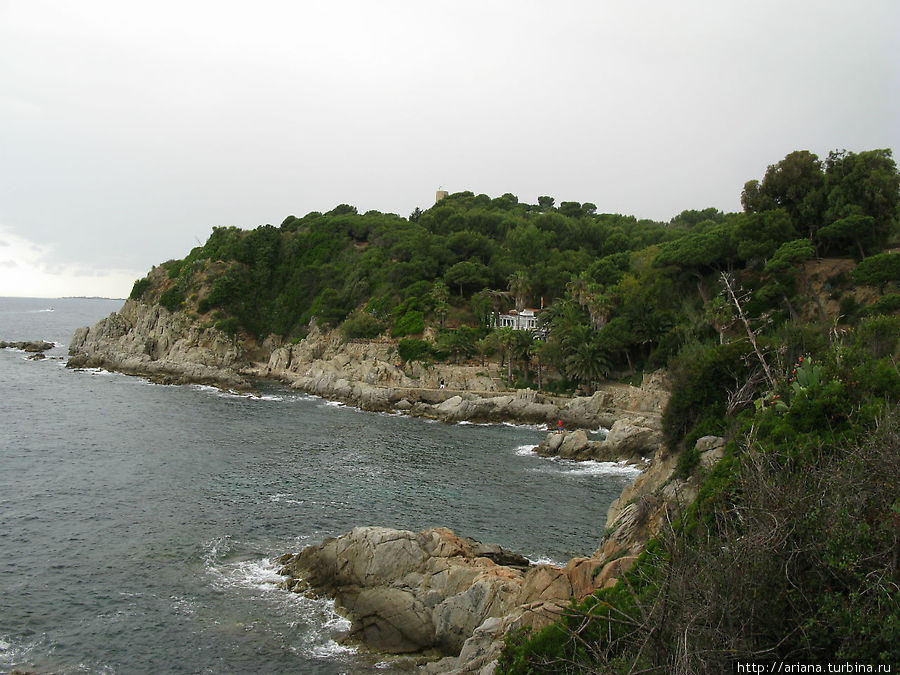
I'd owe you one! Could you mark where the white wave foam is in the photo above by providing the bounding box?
[283,393,320,403]
[502,421,550,432]
[76,367,115,376]
[0,633,40,667]
[539,458,643,477]
[304,637,355,659]
[515,444,538,456]
[269,493,306,506]
[203,543,358,661]
[525,554,566,567]
[323,400,345,408]
[190,384,286,402]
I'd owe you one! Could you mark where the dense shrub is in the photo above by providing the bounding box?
[158,286,185,312]
[339,310,386,339]
[662,340,753,450]
[129,277,150,300]
[392,308,425,337]
[397,338,430,362]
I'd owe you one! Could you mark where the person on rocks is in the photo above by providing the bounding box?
[440,378,445,389]
[557,419,563,434]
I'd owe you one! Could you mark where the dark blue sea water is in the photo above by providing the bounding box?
[0,297,639,674]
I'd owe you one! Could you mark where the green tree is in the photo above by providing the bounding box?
[824,149,900,250]
[734,209,795,264]
[444,260,490,298]
[818,214,877,258]
[742,150,825,238]
[429,280,450,329]
[763,239,823,321]
[852,252,900,292]
[494,327,517,382]
[563,325,612,393]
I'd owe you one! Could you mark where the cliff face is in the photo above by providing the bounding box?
[253,324,671,430]
[67,299,252,390]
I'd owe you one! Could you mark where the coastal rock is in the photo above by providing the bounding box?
[697,435,727,469]
[603,416,663,457]
[534,428,649,464]
[279,527,527,654]
[67,296,251,390]
[599,434,725,565]
[278,526,616,659]
[0,340,54,353]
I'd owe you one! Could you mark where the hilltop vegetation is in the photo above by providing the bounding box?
[133,148,898,393]
[129,148,900,669]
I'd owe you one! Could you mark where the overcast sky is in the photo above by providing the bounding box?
[1,1,898,298]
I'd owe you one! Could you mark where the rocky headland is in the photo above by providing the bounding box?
[66,299,725,673]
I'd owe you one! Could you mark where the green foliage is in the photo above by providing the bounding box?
[391,298,425,337]
[158,285,185,312]
[396,338,430,362]
[853,252,900,290]
[663,340,752,450]
[435,327,479,364]
[500,340,900,672]
[129,277,150,300]
[339,309,386,340]
[130,146,898,386]
[861,293,900,316]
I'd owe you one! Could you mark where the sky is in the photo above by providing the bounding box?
[1,1,898,298]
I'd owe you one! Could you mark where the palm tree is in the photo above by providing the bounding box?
[494,327,517,383]
[562,324,612,393]
[430,280,450,329]
[567,271,610,329]
[486,289,513,329]
[529,340,545,390]
[510,330,534,382]
[564,338,612,394]
[507,271,530,313]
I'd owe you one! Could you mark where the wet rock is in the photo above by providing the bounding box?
[0,340,54,353]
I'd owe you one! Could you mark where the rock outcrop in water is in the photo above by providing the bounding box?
[533,415,662,464]
[277,526,637,669]
[1,340,54,353]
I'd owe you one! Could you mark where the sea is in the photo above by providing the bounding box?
[0,297,640,674]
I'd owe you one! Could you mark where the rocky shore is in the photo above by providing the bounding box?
[275,428,724,674]
[66,299,725,673]
[67,300,671,430]
[1,340,55,360]
[277,526,639,672]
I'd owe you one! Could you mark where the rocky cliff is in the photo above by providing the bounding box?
[69,299,671,429]
[67,299,251,390]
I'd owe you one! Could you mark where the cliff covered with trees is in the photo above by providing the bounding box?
[119,147,900,670]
